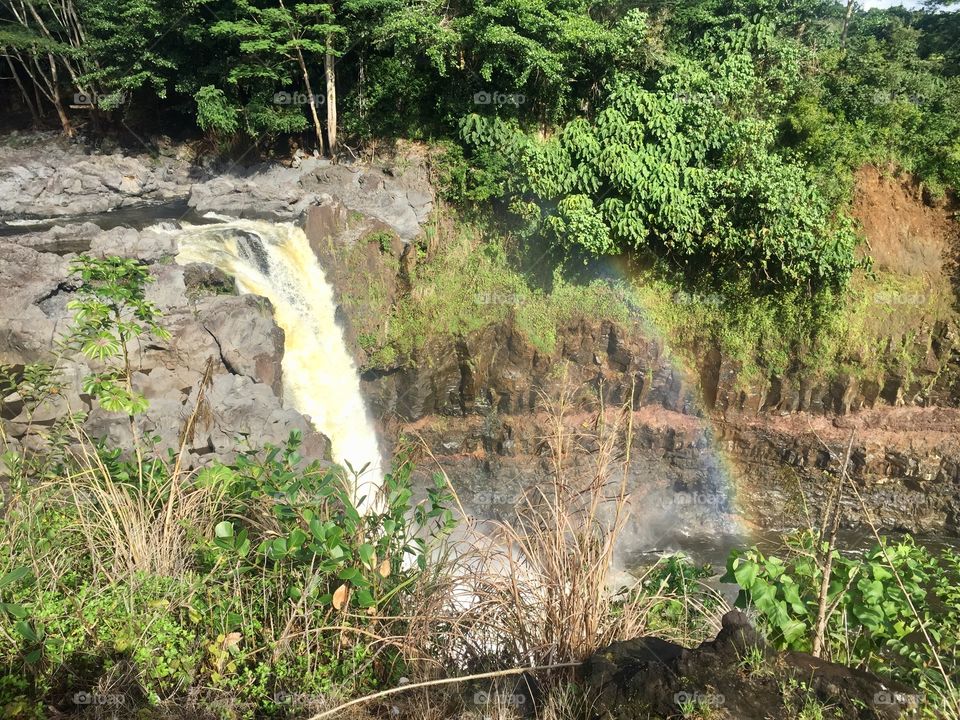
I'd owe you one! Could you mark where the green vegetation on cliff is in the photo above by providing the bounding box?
[3,0,958,283]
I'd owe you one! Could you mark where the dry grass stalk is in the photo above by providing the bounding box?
[46,362,224,583]
[399,384,677,687]
[811,428,960,720]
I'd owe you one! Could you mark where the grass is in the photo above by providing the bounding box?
[625,260,957,398]
[781,679,838,720]
[737,645,770,678]
[354,199,957,407]
[359,207,630,368]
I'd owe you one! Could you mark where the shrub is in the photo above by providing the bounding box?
[724,531,960,716]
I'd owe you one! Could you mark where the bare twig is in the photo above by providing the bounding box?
[306,662,581,720]
[812,429,856,657]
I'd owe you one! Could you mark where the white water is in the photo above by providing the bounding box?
[172,219,383,511]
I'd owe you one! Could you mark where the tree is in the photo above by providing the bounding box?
[460,21,860,288]
[0,0,95,134]
[210,0,343,154]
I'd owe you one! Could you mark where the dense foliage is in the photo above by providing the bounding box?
[459,28,861,286]
[726,531,960,710]
[2,0,958,286]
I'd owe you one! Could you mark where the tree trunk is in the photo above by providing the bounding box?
[841,0,855,48]
[325,35,337,157]
[46,53,73,136]
[4,53,40,124]
[294,46,324,153]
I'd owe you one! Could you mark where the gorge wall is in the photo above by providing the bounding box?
[305,162,960,538]
[1,134,958,541]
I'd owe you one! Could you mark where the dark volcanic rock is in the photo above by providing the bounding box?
[583,611,917,720]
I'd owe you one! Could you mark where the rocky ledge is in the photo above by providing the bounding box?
[0,133,197,217]
[0,136,436,474]
[0,235,330,468]
[0,134,434,240]
[582,610,918,720]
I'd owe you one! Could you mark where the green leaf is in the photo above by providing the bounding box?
[358,543,375,569]
[338,567,361,582]
[779,618,808,645]
[782,583,807,615]
[852,603,885,629]
[733,559,759,589]
[14,621,37,644]
[1,603,28,619]
[288,528,307,550]
[0,567,30,590]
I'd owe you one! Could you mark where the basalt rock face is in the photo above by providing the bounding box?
[0,223,330,470]
[366,317,690,422]
[701,331,960,416]
[299,192,960,537]
[0,134,196,217]
[721,408,960,535]
[583,610,918,720]
[0,241,74,365]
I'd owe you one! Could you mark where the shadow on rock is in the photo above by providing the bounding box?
[582,610,918,720]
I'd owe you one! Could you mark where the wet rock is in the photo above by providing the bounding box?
[187,164,313,218]
[361,316,682,423]
[715,414,960,534]
[302,201,405,370]
[1,221,102,254]
[145,264,188,310]
[198,373,329,462]
[583,610,916,720]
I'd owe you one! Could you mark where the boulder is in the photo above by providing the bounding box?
[200,295,286,396]
[189,158,434,240]
[90,225,177,262]
[196,373,329,462]
[582,610,918,720]
[0,135,195,217]
[0,242,73,364]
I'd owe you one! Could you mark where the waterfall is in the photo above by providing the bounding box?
[173,219,383,511]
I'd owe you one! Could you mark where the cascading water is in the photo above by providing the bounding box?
[172,219,383,511]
